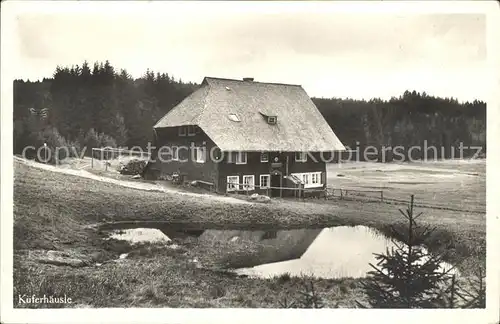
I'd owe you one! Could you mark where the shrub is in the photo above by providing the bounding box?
[83,128,117,158]
[296,279,324,308]
[118,158,147,175]
[83,128,100,155]
[34,127,71,164]
[278,278,324,309]
[276,272,291,284]
[66,139,83,158]
[100,134,117,149]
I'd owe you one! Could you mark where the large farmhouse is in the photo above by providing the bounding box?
[144,77,345,197]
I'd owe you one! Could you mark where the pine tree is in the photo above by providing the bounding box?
[459,267,486,308]
[110,112,128,147]
[357,195,455,308]
[83,128,101,156]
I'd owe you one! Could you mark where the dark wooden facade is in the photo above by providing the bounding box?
[145,126,219,185]
[145,126,328,197]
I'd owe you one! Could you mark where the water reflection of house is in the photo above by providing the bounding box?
[198,228,323,268]
[145,77,345,197]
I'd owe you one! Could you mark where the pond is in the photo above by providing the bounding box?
[232,226,457,279]
[103,224,457,280]
[107,228,172,244]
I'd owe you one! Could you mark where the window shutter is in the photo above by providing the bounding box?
[321,171,326,186]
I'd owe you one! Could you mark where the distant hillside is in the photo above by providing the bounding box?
[14,61,486,160]
[313,93,486,159]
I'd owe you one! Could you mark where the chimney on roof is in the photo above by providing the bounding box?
[243,77,254,82]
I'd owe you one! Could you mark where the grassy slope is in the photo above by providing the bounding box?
[13,161,486,308]
[15,161,485,263]
[14,252,365,308]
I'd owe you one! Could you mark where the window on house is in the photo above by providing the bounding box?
[195,147,205,163]
[261,230,277,240]
[227,151,247,164]
[267,116,277,124]
[260,152,269,163]
[227,176,239,192]
[259,111,277,125]
[242,175,255,191]
[233,152,247,164]
[178,126,187,136]
[172,146,179,161]
[187,125,196,136]
[260,174,270,188]
[311,172,320,185]
[291,172,322,189]
[302,173,310,185]
[295,152,307,162]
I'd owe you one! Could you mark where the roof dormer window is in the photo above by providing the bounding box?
[228,113,240,122]
[259,110,277,125]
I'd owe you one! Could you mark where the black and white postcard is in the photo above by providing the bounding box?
[1,1,499,323]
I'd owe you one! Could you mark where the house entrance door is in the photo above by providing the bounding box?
[270,170,283,197]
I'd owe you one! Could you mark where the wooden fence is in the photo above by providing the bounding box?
[327,188,384,202]
[157,175,484,214]
[325,187,484,214]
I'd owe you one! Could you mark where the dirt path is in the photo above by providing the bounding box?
[14,157,250,205]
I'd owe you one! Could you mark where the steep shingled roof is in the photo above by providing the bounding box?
[154,77,345,152]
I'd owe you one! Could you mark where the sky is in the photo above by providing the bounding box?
[10,2,488,102]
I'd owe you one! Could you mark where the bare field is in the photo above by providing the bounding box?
[327,159,485,212]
